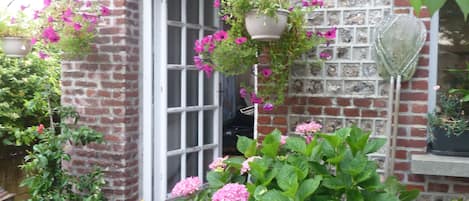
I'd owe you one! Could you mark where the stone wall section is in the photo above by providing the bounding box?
[61,0,140,200]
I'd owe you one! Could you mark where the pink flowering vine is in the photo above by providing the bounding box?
[235,37,247,45]
[42,26,60,43]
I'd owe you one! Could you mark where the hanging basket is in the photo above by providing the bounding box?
[244,9,289,41]
[1,37,32,58]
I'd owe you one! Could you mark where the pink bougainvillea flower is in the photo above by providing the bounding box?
[73,23,82,31]
[170,177,202,198]
[433,85,440,91]
[208,156,228,171]
[214,30,228,41]
[280,135,288,145]
[261,68,272,78]
[30,38,37,45]
[37,124,45,134]
[39,51,49,59]
[212,183,249,201]
[263,103,274,111]
[235,37,247,45]
[43,0,51,8]
[101,6,111,16]
[85,1,92,7]
[250,93,263,104]
[239,88,247,98]
[213,0,220,8]
[9,17,15,24]
[325,27,337,40]
[319,51,331,59]
[240,156,261,174]
[42,26,60,43]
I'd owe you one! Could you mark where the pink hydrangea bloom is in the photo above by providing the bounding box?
[280,135,288,145]
[170,177,202,198]
[240,156,261,174]
[295,120,322,134]
[209,156,229,171]
[235,37,247,45]
[212,183,249,201]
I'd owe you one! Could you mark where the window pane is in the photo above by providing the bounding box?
[187,28,200,65]
[186,112,199,147]
[168,113,181,151]
[203,149,214,182]
[204,75,214,105]
[168,0,181,21]
[168,26,181,64]
[187,0,199,24]
[187,70,199,106]
[204,110,214,144]
[186,152,199,177]
[168,70,181,107]
[204,0,215,26]
[167,155,181,193]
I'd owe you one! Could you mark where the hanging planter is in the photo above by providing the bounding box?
[1,37,32,57]
[244,9,289,41]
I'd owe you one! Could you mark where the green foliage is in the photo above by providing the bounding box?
[410,0,469,20]
[20,106,106,201]
[0,11,34,37]
[175,126,419,201]
[0,52,61,145]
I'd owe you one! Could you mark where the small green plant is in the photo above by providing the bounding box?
[0,11,33,38]
[20,106,106,201]
[410,0,469,20]
[170,126,420,201]
[428,93,469,136]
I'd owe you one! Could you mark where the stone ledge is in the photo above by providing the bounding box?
[411,154,469,178]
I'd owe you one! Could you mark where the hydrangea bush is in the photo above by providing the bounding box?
[170,124,420,201]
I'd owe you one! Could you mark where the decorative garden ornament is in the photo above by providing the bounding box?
[244,9,289,41]
[372,14,426,178]
[1,37,32,57]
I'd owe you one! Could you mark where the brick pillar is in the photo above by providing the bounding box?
[61,0,140,200]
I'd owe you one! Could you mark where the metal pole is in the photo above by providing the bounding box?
[390,75,402,175]
[384,76,395,178]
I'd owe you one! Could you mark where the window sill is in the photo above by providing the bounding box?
[411,154,469,178]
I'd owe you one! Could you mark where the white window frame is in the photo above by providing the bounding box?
[140,0,222,200]
[428,12,439,114]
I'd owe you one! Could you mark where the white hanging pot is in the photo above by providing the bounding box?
[1,37,32,57]
[245,9,289,41]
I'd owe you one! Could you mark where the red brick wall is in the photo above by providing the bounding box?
[61,0,140,200]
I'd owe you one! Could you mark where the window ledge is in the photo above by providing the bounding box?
[411,154,469,178]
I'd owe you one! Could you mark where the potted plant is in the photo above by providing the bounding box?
[428,65,469,156]
[168,125,420,201]
[195,0,335,110]
[0,13,33,57]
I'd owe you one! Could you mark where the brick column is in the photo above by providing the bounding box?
[61,0,140,200]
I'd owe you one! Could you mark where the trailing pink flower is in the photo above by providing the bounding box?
[85,1,92,7]
[263,103,274,111]
[209,156,229,171]
[306,31,313,38]
[319,51,331,59]
[239,88,247,98]
[194,40,204,53]
[48,16,54,23]
[202,64,214,78]
[214,30,228,41]
[73,23,82,31]
[213,0,220,8]
[250,93,263,104]
[20,5,28,11]
[235,37,247,45]
[261,68,272,78]
[43,0,51,8]
[302,0,310,7]
[241,156,261,174]
[33,10,41,19]
[324,27,337,40]
[311,0,324,7]
[170,177,202,198]
[101,6,111,16]
[193,56,203,67]
[42,26,60,43]
[202,35,213,45]
[9,17,15,24]
[39,51,49,59]
[31,38,37,45]
[221,15,229,21]
[212,183,249,201]
[82,13,98,24]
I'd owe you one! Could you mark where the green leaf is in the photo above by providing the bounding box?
[296,175,322,201]
[276,164,299,193]
[237,136,257,157]
[346,126,370,155]
[287,155,309,180]
[346,189,364,201]
[318,133,342,149]
[285,136,307,154]
[206,171,226,188]
[260,190,290,201]
[254,185,268,200]
[323,173,352,190]
[359,173,382,191]
[410,0,423,16]
[225,156,245,169]
[249,158,270,182]
[399,189,420,201]
[261,130,281,158]
[364,138,386,154]
[423,0,447,16]
[456,0,469,21]
[355,161,377,183]
[340,150,368,176]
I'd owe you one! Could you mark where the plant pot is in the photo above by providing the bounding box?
[244,9,289,41]
[1,37,32,57]
[429,126,469,157]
